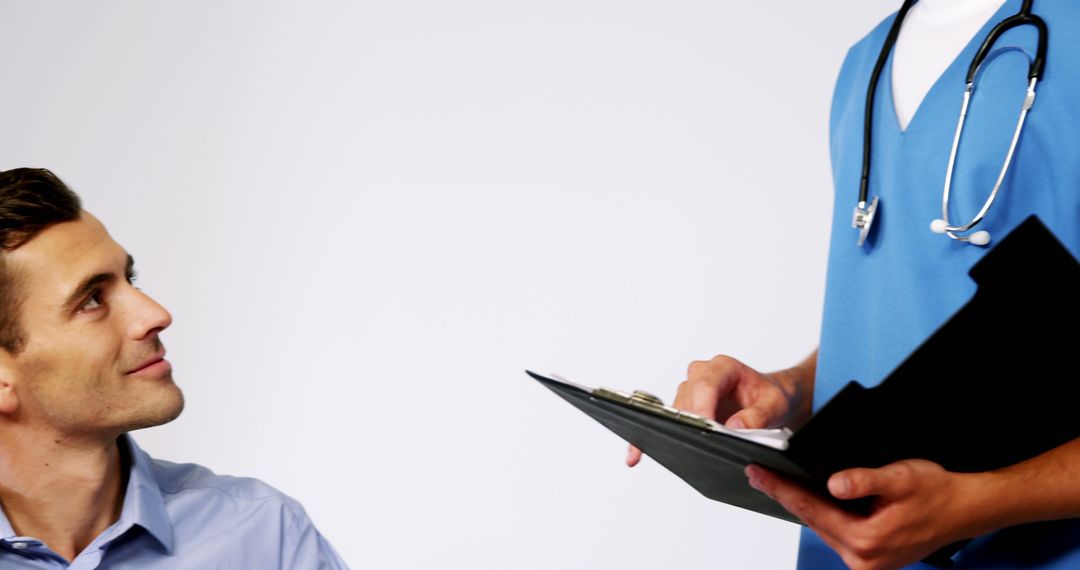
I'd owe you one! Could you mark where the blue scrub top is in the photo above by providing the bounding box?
[800,0,1080,567]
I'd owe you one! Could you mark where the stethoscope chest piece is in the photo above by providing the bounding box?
[853,196,879,247]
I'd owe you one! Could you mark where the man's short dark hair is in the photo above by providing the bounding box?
[0,168,82,353]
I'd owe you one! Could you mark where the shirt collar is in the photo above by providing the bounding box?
[0,434,175,554]
[116,433,175,554]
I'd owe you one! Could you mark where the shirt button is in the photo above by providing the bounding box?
[11,542,27,550]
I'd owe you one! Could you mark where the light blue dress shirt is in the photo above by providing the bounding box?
[0,434,348,569]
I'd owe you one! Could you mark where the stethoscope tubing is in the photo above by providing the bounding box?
[857,0,916,207]
[855,0,1048,247]
[968,0,1046,83]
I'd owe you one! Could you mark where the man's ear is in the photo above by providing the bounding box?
[0,351,18,415]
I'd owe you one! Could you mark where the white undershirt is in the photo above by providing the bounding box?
[892,0,1007,130]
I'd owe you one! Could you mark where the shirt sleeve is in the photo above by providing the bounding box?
[281,504,350,570]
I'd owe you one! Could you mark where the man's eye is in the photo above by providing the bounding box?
[81,292,103,311]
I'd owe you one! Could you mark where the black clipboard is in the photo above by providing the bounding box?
[531,215,1080,565]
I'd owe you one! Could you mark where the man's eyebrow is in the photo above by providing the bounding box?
[61,254,136,312]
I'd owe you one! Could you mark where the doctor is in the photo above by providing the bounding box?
[628,0,1080,568]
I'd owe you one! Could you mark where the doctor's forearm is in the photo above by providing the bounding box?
[768,349,817,429]
[961,437,1080,535]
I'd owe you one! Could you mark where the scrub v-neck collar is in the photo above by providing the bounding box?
[883,0,1018,137]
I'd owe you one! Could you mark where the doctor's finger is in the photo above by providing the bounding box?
[726,387,793,428]
[675,363,740,418]
[673,379,731,419]
[725,405,772,429]
[829,462,920,501]
[747,465,861,537]
[626,445,642,467]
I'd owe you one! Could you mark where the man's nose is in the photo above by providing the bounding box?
[128,288,173,340]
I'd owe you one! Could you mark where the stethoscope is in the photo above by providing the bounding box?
[852,0,1048,247]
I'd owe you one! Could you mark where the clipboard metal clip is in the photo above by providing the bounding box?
[592,387,716,431]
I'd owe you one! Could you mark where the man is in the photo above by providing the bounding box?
[0,168,347,569]
[628,0,1080,568]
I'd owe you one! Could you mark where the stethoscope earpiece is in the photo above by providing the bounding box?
[930,219,991,246]
[969,230,991,246]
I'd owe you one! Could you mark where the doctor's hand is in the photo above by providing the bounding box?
[746,460,995,570]
[626,353,815,467]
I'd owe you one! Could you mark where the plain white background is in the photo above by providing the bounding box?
[2,1,897,567]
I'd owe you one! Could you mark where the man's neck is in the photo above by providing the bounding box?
[0,428,128,563]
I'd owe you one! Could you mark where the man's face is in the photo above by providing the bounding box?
[3,211,183,438]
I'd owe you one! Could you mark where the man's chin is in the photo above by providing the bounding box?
[125,385,186,432]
